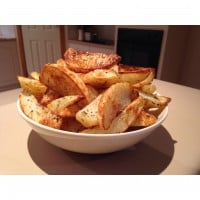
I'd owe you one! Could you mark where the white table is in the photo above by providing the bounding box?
[0,79,200,174]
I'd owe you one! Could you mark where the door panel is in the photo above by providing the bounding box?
[22,25,61,73]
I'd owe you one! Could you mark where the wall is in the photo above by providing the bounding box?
[179,26,200,89]
[154,25,200,89]
[0,25,16,39]
[95,25,115,41]
[67,25,78,40]
[160,26,189,83]
[66,25,115,42]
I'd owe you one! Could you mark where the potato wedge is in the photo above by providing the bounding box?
[139,91,171,109]
[76,94,102,128]
[132,68,155,88]
[131,110,157,127]
[17,76,47,98]
[98,82,137,130]
[118,65,152,84]
[81,96,144,134]
[82,69,119,88]
[39,64,95,104]
[140,84,157,94]
[64,48,121,73]
[40,64,82,96]
[19,92,62,129]
[47,95,83,117]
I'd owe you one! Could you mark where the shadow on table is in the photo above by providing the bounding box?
[27,125,176,175]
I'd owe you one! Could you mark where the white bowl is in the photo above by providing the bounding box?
[17,100,168,154]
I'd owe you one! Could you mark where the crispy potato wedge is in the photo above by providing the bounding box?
[17,76,47,98]
[47,95,83,117]
[118,65,152,84]
[131,110,157,127]
[29,71,40,80]
[81,96,144,134]
[132,68,155,88]
[140,84,157,94]
[39,64,95,104]
[98,82,137,130]
[64,48,121,73]
[40,64,82,96]
[19,92,62,129]
[81,68,120,88]
[139,91,171,109]
[76,94,102,128]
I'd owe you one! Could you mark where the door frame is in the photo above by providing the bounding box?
[16,25,66,77]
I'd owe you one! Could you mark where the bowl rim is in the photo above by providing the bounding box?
[17,99,168,138]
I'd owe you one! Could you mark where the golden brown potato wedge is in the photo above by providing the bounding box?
[131,110,157,127]
[81,68,120,88]
[64,48,121,73]
[17,76,47,99]
[76,94,102,128]
[98,82,137,130]
[47,95,83,117]
[140,84,157,94]
[132,68,155,88]
[19,92,62,129]
[139,91,171,109]
[39,64,95,104]
[118,65,152,84]
[81,96,144,134]
[39,64,82,96]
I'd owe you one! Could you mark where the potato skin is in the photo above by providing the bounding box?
[19,92,62,129]
[17,76,47,99]
[64,48,121,73]
[76,94,102,128]
[39,64,83,96]
[39,64,96,105]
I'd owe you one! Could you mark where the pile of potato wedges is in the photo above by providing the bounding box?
[18,48,171,134]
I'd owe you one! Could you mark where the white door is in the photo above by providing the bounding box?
[22,25,61,73]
